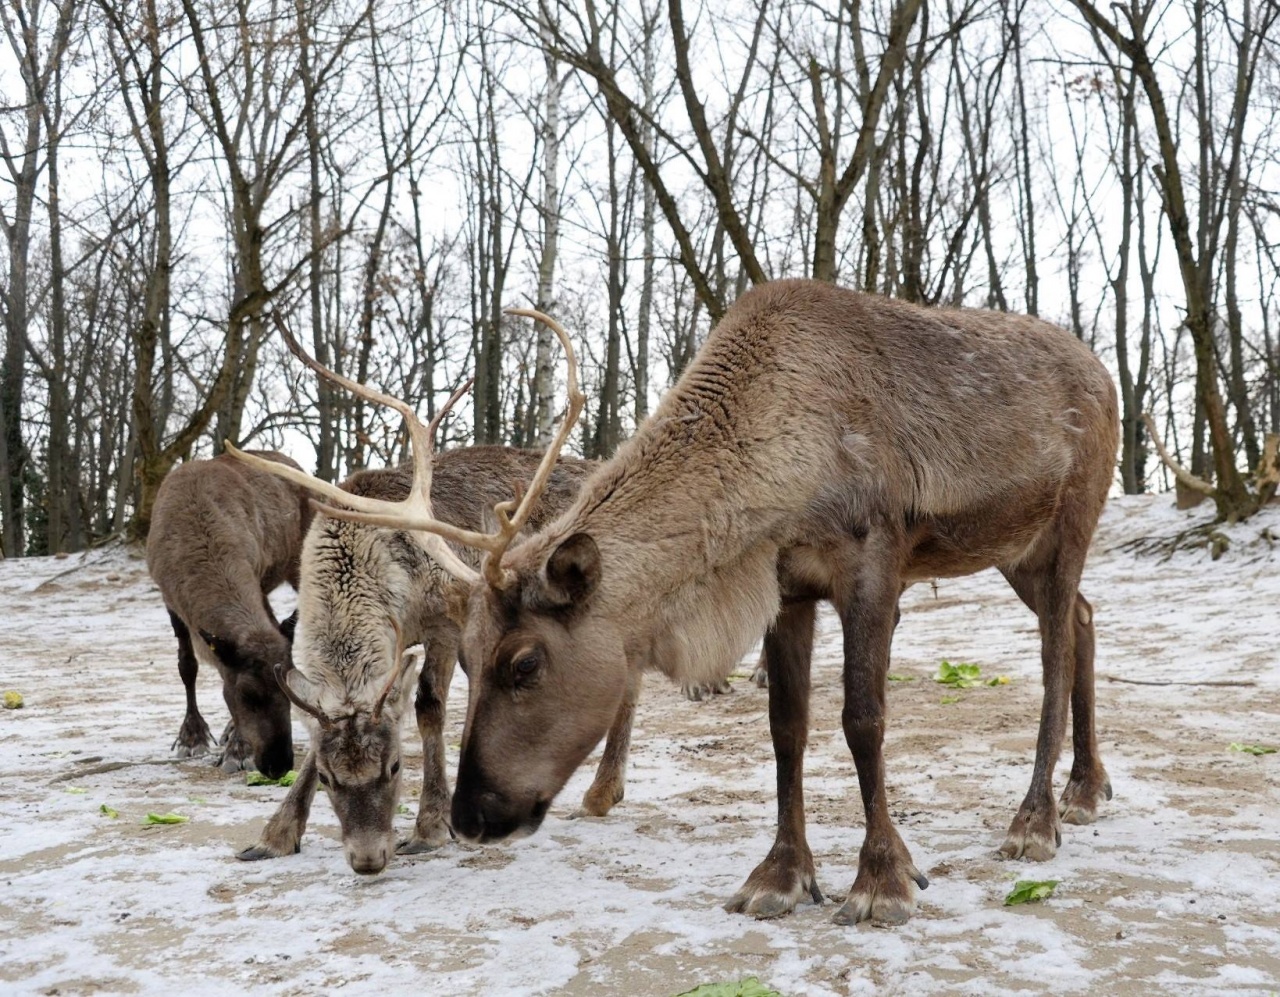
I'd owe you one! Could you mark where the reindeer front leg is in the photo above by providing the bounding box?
[834,543,926,926]
[575,668,642,818]
[168,610,214,757]
[726,600,823,919]
[398,640,456,854]
[237,747,319,860]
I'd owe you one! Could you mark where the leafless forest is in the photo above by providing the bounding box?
[1,0,1278,557]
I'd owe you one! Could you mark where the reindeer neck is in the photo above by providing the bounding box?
[522,309,829,677]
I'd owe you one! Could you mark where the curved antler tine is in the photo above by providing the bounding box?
[425,377,475,447]
[225,314,485,586]
[271,311,441,527]
[274,662,331,728]
[271,312,422,432]
[480,308,587,588]
[372,618,417,723]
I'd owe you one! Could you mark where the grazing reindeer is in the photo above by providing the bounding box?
[272,281,1120,925]
[146,452,313,777]
[230,315,625,874]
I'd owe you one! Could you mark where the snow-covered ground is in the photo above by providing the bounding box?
[1,495,1277,996]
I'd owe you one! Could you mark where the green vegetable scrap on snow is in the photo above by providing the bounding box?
[935,661,983,687]
[674,978,782,997]
[887,674,915,682]
[1229,742,1276,756]
[3,691,23,709]
[935,660,1010,688]
[246,770,298,786]
[143,812,189,825]
[1004,879,1059,905]
[100,804,119,819]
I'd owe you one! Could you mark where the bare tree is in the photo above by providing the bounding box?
[1070,0,1280,520]
[0,0,79,555]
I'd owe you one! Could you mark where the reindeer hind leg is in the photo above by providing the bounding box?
[1058,592,1112,825]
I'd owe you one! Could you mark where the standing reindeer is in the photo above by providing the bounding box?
[273,281,1119,925]
[229,315,631,874]
[146,451,313,777]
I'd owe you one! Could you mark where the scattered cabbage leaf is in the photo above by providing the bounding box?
[100,804,119,818]
[1229,743,1276,756]
[143,812,189,825]
[246,770,298,787]
[1004,879,1059,905]
[935,661,983,688]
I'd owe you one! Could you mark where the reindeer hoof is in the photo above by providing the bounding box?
[752,665,768,688]
[396,836,446,856]
[833,857,926,926]
[572,781,624,819]
[725,852,823,920]
[1059,771,1113,825]
[682,679,733,702]
[236,841,299,861]
[172,715,215,758]
[216,725,253,774]
[1000,799,1062,861]
[397,818,451,855]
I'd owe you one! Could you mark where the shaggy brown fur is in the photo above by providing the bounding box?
[440,280,1118,926]
[146,451,314,777]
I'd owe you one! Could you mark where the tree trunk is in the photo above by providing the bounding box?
[534,15,561,446]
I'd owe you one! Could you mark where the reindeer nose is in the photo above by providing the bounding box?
[349,849,388,876]
[258,742,294,780]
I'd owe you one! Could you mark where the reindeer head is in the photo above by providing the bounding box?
[199,613,296,779]
[227,308,593,848]
[277,619,421,875]
[448,534,628,841]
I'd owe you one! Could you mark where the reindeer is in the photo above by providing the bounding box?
[257,281,1119,926]
[146,451,314,777]
[229,315,631,875]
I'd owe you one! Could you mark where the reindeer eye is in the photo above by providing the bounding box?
[514,655,539,678]
[390,759,401,776]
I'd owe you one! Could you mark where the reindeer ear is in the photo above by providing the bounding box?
[540,533,601,608]
[395,648,423,703]
[282,667,323,710]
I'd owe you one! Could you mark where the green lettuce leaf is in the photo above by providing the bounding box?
[1004,879,1059,905]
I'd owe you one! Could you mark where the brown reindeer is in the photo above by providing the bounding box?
[266,283,1119,925]
[228,315,632,874]
[146,451,314,777]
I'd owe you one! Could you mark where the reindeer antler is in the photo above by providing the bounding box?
[284,308,584,589]
[230,309,584,590]
[274,662,332,728]
[371,617,420,723]
[475,307,586,586]
[225,312,481,584]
